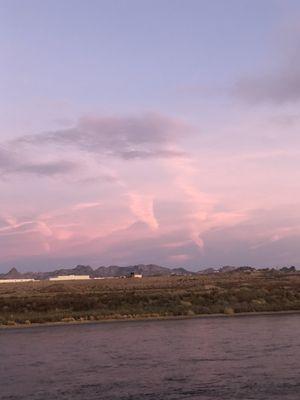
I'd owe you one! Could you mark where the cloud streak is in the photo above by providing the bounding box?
[17,113,189,160]
[234,66,300,104]
[233,32,300,104]
[0,147,77,177]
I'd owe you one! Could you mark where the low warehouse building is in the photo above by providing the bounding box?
[49,275,90,281]
[0,279,37,284]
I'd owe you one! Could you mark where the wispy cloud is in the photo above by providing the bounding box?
[72,202,102,211]
[233,29,300,105]
[233,66,300,104]
[0,147,77,177]
[16,113,190,160]
[127,192,159,230]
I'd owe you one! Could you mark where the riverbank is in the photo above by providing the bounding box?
[1,272,299,328]
[1,308,300,330]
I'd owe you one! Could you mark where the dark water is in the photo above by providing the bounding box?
[0,314,299,400]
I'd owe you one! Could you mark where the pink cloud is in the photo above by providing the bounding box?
[2,108,300,270]
[127,192,159,230]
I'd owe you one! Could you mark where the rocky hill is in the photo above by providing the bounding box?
[0,264,297,280]
[0,264,193,280]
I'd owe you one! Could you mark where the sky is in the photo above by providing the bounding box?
[1,0,300,271]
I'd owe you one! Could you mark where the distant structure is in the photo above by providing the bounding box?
[94,276,120,279]
[0,279,37,284]
[129,272,143,278]
[49,275,90,281]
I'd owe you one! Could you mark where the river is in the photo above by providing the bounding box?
[0,314,299,399]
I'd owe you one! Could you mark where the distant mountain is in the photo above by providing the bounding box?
[171,267,193,275]
[2,264,291,280]
[94,264,182,277]
[51,265,95,277]
[219,266,237,273]
[197,267,216,274]
[0,267,22,279]
[0,264,194,280]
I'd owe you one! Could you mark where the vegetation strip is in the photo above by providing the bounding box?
[1,270,299,327]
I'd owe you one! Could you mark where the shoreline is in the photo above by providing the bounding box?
[1,309,299,330]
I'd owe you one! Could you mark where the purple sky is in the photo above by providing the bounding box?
[1,0,300,271]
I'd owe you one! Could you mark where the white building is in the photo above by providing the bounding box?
[130,272,143,278]
[49,275,90,281]
[0,279,37,284]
